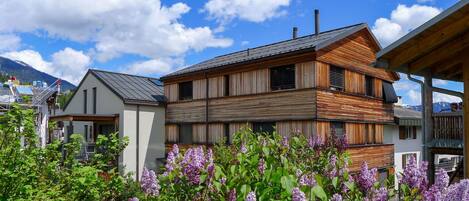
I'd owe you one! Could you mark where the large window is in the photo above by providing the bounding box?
[399,126,417,140]
[179,124,193,144]
[92,87,97,114]
[365,76,374,96]
[330,122,345,137]
[179,81,193,100]
[253,122,275,134]
[270,65,295,91]
[83,89,87,114]
[329,66,344,91]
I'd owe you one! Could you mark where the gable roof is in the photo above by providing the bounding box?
[63,69,165,110]
[162,23,380,80]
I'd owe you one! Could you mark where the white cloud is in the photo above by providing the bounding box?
[125,58,183,75]
[204,0,290,31]
[0,34,21,52]
[433,79,448,86]
[372,4,441,46]
[0,0,233,73]
[407,89,421,104]
[241,41,250,46]
[1,48,90,85]
[433,92,461,103]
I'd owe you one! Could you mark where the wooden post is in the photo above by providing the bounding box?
[423,70,434,182]
[463,56,469,178]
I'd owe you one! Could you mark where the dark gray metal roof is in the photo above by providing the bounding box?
[162,23,372,79]
[91,69,165,105]
[394,106,422,126]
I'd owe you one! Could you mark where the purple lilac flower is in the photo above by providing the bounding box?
[334,135,348,152]
[228,188,237,201]
[435,168,449,190]
[400,155,428,190]
[163,145,179,176]
[292,188,307,201]
[356,162,377,192]
[424,168,450,201]
[331,193,343,201]
[240,142,247,153]
[442,179,469,200]
[128,197,139,201]
[295,169,303,178]
[308,135,323,149]
[258,158,266,175]
[371,187,387,201]
[282,136,289,148]
[180,146,207,185]
[246,191,256,201]
[327,155,338,178]
[299,173,317,187]
[220,177,226,185]
[141,167,160,196]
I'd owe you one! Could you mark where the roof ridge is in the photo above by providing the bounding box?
[90,69,160,81]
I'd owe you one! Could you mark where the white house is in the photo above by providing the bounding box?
[51,69,166,180]
[384,106,422,178]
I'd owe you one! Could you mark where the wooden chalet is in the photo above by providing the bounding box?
[160,21,400,171]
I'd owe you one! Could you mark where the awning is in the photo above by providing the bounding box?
[49,114,119,122]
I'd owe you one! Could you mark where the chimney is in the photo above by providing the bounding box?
[292,27,298,39]
[314,9,320,36]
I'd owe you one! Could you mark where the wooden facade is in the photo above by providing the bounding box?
[162,26,399,170]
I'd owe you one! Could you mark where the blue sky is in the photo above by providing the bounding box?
[0,0,462,105]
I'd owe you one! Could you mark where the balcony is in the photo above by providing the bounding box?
[431,112,463,149]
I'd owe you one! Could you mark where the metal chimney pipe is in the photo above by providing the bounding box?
[314,9,320,35]
[292,27,298,39]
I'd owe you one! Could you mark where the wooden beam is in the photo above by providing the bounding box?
[408,30,469,74]
[387,13,469,69]
[463,52,469,178]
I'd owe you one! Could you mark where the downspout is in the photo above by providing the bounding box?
[136,105,140,181]
[407,74,427,160]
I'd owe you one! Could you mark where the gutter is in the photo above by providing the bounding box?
[407,74,427,158]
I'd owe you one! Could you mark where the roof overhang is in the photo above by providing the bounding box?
[375,0,469,82]
[50,114,119,122]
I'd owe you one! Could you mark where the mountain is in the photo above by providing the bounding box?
[0,56,75,91]
[406,102,454,113]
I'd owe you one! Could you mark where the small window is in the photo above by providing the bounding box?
[270,65,295,91]
[365,76,374,96]
[92,87,97,114]
[179,124,193,144]
[402,153,417,169]
[253,122,275,134]
[330,122,345,137]
[399,126,417,140]
[224,123,230,145]
[83,90,87,114]
[329,66,344,91]
[84,125,88,142]
[179,81,193,100]
[224,75,230,96]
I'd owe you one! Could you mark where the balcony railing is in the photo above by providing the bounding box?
[431,112,463,148]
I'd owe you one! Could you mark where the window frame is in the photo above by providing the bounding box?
[270,65,296,91]
[178,81,193,101]
[365,75,374,97]
[252,122,276,134]
[92,87,97,114]
[329,65,345,91]
[330,122,345,137]
[399,126,417,140]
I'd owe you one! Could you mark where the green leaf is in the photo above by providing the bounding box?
[332,177,338,189]
[281,175,295,193]
[312,186,327,201]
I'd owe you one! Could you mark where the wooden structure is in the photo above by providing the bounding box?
[161,23,400,171]
[375,0,469,177]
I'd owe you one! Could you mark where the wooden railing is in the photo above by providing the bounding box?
[433,112,463,141]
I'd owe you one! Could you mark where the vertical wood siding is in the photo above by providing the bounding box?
[276,121,315,138]
[375,124,384,143]
[165,124,179,143]
[295,61,315,89]
[164,84,178,102]
[315,121,330,140]
[193,79,207,100]
[192,124,206,143]
[374,79,383,98]
[346,123,366,145]
[208,76,225,98]
[209,123,224,144]
[345,70,365,94]
[230,69,270,96]
[229,123,252,143]
[315,61,330,88]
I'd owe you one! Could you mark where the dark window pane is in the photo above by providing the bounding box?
[224,123,230,144]
[270,65,295,91]
[330,122,345,137]
[179,81,193,100]
[365,76,374,96]
[224,75,230,96]
[83,90,87,114]
[330,66,344,91]
[179,124,193,144]
[92,87,97,114]
[253,122,275,134]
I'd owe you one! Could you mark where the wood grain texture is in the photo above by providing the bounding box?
[315,61,330,88]
[296,61,315,89]
[230,68,270,96]
[209,123,225,143]
[374,79,383,98]
[315,121,330,140]
[166,100,205,123]
[229,123,252,143]
[193,124,206,143]
[345,70,365,94]
[316,30,398,82]
[164,84,178,102]
[209,89,316,122]
[193,79,207,100]
[165,124,178,143]
[316,90,393,122]
[276,120,315,137]
[348,144,394,171]
[375,124,384,143]
[208,76,225,98]
[346,123,366,145]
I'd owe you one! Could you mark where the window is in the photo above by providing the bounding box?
[92,87,97,114]
[253,122,275,134]
[330,122,345,137]
[224,75,230,96]
[270,65,295,91]
[224,123,230,144]
[179,124,193,144]
[399,126,417,140]
[84,125,88,142]
[179,81,193,100]
[402,153,417,169]
[365,76,374,96]
[329,66,344,91]
[83,90,87,114]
